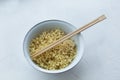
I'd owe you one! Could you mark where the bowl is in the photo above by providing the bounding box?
[23,20,84,73]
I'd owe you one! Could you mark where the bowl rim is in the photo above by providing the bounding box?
[23,20,84,73]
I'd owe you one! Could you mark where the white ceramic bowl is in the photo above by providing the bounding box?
[23,20,84,73]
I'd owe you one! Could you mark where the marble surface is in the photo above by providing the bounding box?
[0,0,120,80]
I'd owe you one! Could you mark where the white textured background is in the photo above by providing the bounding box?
[0,0,120,80]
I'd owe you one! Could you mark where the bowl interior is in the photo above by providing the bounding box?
[23,20,84,73]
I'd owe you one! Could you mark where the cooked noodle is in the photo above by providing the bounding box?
[29,29,76,70]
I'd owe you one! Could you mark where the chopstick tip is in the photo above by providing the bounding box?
[98,15,107,21]
[101,15,107,19]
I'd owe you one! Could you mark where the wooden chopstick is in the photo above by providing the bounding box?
[31,15,106,58]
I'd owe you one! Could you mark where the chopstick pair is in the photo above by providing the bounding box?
[31,15,106,58]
